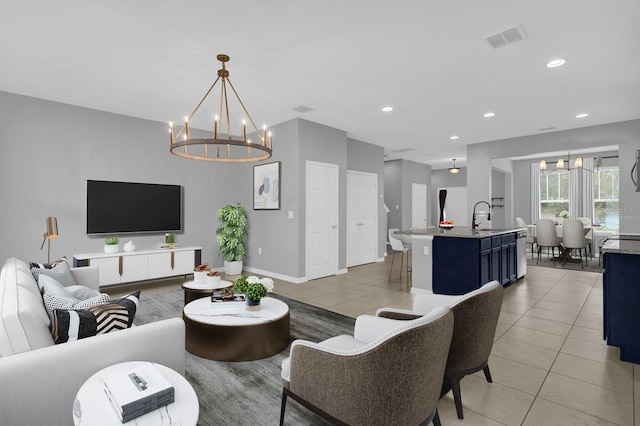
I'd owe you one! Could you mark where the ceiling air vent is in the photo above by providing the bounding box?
[391,148,415,154]
[292,105,314,113]
[485,25,526,48]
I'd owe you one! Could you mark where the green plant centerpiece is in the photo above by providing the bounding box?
[105,236,119,245]
[232,275,275,311]
[104,236,120,254]
[216,202,248,275]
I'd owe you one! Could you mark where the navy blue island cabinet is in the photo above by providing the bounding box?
[603,252,640,363]
[433,233,517,295]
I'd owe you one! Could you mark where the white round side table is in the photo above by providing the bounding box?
[73,361,199,425]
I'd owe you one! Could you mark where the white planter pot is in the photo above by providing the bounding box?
[104,244,119,254]
[224,260,243,276]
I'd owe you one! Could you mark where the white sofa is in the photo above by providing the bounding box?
[0,257,186,426]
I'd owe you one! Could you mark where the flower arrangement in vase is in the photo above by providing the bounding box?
[558,210,570,219]
[232,275,275,311]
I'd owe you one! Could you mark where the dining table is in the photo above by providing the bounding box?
[528,222,597,264]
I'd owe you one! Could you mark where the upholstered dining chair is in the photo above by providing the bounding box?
[280,306,454,426]
[377,280,503,419]
[515,217,536,259]
[562,219,589,268]
[536,219,562,265]
[576,216,594,259]
[388,228,411,283]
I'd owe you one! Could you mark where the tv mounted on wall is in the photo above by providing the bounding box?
[87,180,182,235]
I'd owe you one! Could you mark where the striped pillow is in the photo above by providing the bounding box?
[50,291,140,344]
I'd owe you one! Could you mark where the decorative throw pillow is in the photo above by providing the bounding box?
[31,260,77,287]
[66,285,100,300]
[29,261,54,270]
[37,275,80,298]
[50,291,141,344]
[43,292,111,319]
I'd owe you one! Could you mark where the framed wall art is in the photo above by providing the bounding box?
[253,161,281,210]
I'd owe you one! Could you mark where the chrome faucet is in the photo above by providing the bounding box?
[472,201,492,230]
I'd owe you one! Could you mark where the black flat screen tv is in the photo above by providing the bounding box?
[87,180,182,235]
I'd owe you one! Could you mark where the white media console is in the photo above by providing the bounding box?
[73,246,202,287]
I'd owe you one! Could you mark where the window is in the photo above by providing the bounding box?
[594,166,619,230]
[539,171,569,219]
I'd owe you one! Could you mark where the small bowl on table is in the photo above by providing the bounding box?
[439,224,455,230]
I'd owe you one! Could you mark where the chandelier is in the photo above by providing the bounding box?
[169,54,272,162]
[448,158,460,174]
[539,151,600,174]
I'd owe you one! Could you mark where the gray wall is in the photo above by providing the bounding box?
[347,138,386,259]
[512,151,620,224]
[430,168,467,226]
[297,119,348,273]
[468,120,640,233]
[491,169,506,228]
[0,91,222,265]
[383,159,431,231]
[0,92,379,281]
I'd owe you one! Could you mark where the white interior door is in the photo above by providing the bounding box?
[412,183,428,229]
[439,186,468,225]
[347,171,378,267]
[306,161,339,280]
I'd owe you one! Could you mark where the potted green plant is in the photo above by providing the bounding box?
[104,236,120,253]
[232,275,274,311]
[216,202,248,275]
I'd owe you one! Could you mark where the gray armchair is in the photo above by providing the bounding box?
[280,306,454,426]
[378,280,503,419]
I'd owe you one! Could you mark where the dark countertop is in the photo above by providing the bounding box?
[397,226,525,239]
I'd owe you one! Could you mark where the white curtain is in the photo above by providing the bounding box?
[570,167,580,217]
[582,157,595,220]
[530,163,540,224]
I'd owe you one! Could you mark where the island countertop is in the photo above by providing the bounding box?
[601,236,640,255]
[396,226,526,239]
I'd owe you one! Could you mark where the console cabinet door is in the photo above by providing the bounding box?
[173,250,196,275]
[120,255,147,283]
[90,257,120,286]
[147,252,174,279]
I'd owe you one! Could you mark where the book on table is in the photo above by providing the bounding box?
[102,364,175,423]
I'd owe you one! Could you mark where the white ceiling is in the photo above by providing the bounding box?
[2,1,639,169]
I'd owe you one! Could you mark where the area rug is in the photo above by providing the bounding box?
[526,252,603,273]
[135,289,355,425]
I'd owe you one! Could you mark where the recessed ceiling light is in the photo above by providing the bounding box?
[576,113,589,118]
[450,135,459,140]
[483,112,496,118]
[382,106,393,112]
[546,59,566,68]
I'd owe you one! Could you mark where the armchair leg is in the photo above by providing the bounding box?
[483,365,493,383]
[279,389,288,426]
[447,372,464,419]
[433,408,441,426]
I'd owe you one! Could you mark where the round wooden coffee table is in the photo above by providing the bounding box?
[182,279,232,304]
[183,296,290,361]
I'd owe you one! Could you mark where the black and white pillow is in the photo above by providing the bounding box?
[43,292,110,319]
[31,259,77,287]
[50,291,141,344]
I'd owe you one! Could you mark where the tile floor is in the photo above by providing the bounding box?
[271,259,638,426]
[110,257,638,425]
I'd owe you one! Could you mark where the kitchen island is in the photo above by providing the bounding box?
[397,226,525,295]
[601,235,640,363]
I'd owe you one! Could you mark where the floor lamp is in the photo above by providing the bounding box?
[40,216,59,263]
